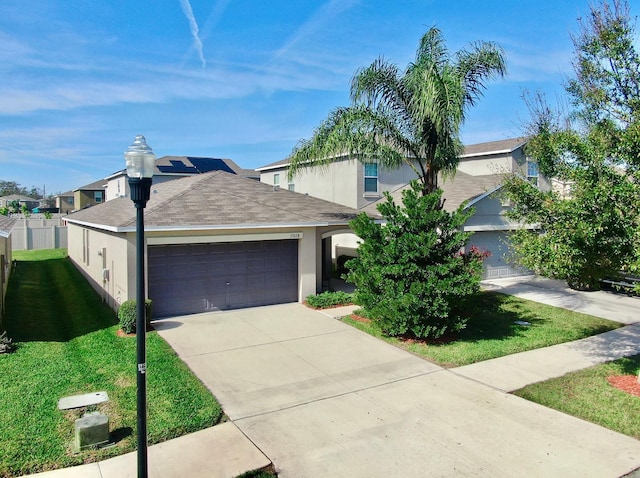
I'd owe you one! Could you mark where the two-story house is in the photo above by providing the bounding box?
[257,137,550,280]
[72,179,107,210]
[104,156,258,201]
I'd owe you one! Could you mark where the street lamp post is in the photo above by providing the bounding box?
[125,135,156,478]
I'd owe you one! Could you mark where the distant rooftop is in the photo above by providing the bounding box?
[257,137,529,171]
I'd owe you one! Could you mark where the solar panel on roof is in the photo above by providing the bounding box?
[189,157,235,174]
[157,160,197,174]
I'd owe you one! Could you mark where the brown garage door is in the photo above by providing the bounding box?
[148,240,298,317]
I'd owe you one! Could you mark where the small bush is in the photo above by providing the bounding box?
[306,291,353,309]
[118,299,153,334]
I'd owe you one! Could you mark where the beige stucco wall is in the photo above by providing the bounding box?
[67,223,134,312]
[260,159,418,210]
[458,152,513,176]
[68,223,349,312]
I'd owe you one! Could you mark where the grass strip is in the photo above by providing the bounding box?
[343,291,621,367]
[513,354,640,439]
[0,250,222,477]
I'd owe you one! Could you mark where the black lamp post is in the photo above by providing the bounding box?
[125,135,156,478]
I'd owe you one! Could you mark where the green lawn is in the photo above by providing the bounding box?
[343,291,621,367]
[0,250,223,477]
[513,355,640,439]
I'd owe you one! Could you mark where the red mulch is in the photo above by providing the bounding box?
[607,375,640,398]
[116,324,155,338]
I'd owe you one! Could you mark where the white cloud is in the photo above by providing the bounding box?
[179,0,207,70]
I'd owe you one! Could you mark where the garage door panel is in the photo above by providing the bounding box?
[148,240,298,317]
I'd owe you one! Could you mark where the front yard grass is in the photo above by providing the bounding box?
[343,291,621,367]
[0,250,223,477]
[513,354,640,439]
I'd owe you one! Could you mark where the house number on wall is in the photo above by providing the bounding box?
[289,233,302,239]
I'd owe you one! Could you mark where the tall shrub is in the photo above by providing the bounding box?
[346,181,486,339]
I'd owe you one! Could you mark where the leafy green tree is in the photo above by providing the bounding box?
[346,181,486,339]
[287,27,506,198]
[503,0,640,289]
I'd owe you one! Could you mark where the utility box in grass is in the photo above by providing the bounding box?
[74,412,109,451]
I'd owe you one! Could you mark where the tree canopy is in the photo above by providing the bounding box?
[503,0,640,289]
[287,27,506,199]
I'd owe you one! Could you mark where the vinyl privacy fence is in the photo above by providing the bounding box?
[10,216,68,251]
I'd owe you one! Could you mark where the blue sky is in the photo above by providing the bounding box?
[1,0,635,195]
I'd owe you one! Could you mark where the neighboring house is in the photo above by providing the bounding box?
[0,195,41,211]
[362,171,531,279]
[105,156,258,201]
[55,190,75,214]
[0,215,16,319]
[65,171,367,318]
[74,180,107,210]
[258,137,550,279]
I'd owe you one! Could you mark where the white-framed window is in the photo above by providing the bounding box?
[364,163,378,193]
[94,191,104,203]
[527,160,539,186]
[288,182,295,191]
[273,173,280,186]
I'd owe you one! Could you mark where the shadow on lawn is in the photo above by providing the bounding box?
[4,256,118,342]
[452,291,544,343]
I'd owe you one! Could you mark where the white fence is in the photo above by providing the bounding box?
[10,215,68,251]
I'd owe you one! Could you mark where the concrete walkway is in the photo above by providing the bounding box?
[24,278,640,477]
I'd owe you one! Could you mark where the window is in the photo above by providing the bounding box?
[273,173,280,186]
[288,182,295,191]
[94,191,104,203]
[527,160,539,186]
[364,163,378,193]
[67,197,73,205]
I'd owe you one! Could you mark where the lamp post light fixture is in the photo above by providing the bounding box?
[125,134,156,478]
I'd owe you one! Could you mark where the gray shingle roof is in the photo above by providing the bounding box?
[360,172,503,215]
[74,179,107,192]
[0,215,16,237]
[66,171,366,231]
[461,137,528,157]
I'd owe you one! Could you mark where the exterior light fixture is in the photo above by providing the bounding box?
[125,134,155,478]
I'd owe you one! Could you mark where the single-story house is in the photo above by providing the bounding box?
[0,195,41,212]
[65,171,368,318]
[0,215,16,319]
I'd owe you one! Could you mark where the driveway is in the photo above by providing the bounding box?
[154,302,640,477]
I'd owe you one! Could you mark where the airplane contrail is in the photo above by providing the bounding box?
[179,0,206,70]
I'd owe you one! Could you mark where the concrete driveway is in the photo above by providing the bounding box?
[154,302,640,478]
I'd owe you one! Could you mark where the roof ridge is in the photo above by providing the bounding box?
[141,172,217,218]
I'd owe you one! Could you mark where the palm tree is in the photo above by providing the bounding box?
[287,27,506,201]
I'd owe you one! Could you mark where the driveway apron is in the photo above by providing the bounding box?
[154,302,640,478]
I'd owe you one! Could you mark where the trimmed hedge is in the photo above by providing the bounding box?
[306,291,353,309]
[118,299,153,334]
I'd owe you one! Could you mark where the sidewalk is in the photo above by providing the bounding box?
[28,423,270,478]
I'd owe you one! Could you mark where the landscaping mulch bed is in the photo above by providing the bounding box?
[607,375,640,398]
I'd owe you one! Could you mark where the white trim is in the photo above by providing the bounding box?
[65,218,353,234]
[462,184,503,210]
[463,223,537,232]
[148,231,304,245]
[459,140,527,159]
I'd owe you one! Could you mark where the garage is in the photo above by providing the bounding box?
[148,240,298,317]
[467,231,532,280]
